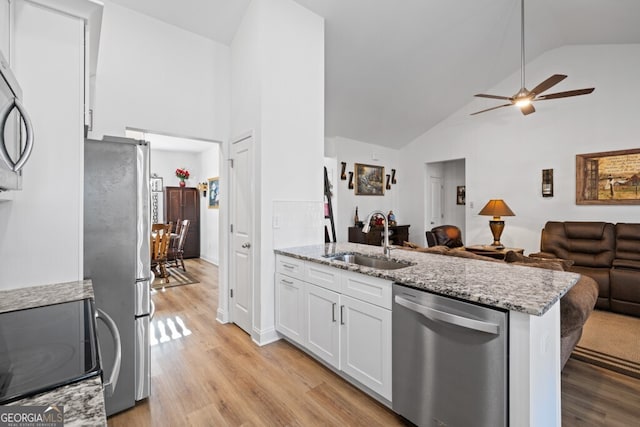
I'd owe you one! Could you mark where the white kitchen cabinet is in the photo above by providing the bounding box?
[340,294,392,400]
[305,282,340,368]
[275,254,393,403]
[275,273,306,346]
[0,0,10,62]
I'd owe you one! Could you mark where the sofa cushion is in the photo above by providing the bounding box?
[560,275,598,336]
[505,251,569,271]
[569,265,610,310]
[541,221,615,268]
[615,223,640,262]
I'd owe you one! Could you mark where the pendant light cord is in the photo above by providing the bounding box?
[520,0,526,89]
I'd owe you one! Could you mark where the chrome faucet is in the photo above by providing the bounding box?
[362,210,391,257]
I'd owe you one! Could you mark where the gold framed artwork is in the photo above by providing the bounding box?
[208,177,219,209]
[576,148,640,205]
[354,163,385,195]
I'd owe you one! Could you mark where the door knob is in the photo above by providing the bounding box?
[242,242,251,248]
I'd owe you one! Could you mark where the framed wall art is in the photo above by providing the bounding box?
[576,148,640,205]
[150,175,163,192]
[456,186,466,205]
[208,177,220,209]
[354,163,384,195]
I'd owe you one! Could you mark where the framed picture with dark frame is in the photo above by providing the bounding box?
[354,163,385,195]
[456,186,466,205]
[150,176,163,192]
[208,177,219,209]
[576,148,640,205]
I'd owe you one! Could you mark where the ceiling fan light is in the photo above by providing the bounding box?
[515,98,531,108]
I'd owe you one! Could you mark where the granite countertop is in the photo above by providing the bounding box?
[275,243,581,316]
[0,279,94,314]
[0,280,106,426]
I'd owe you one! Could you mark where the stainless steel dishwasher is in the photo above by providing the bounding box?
[392,283,508,427]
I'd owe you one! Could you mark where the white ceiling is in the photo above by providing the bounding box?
[109,0,640,149]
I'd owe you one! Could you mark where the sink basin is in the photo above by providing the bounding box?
[325,253,413,270]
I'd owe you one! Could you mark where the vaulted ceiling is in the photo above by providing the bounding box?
[109,0,640,148]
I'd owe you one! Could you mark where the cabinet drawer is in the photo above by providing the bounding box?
[341,270,392,310]
[305,262,341,292]
[276,255,305,279]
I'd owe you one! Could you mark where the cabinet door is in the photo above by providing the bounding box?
[305,283,340,368]
[275,273,306,345]
[0,0,9,61]
[181,188,200,258]
[340,294,392,400]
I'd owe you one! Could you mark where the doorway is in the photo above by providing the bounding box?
[126,129,222,267]
[425,159,466,244]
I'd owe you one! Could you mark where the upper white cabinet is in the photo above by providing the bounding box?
[275,254,393,402]
[0,0,9,61]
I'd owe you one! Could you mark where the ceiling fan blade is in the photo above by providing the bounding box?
[474,94,512,101]
[535,88,595,100]
[470,104,512,116]
[520,103,535,115]
[529,74,567,96]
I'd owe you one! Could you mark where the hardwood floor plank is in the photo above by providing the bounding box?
[108,258,640,427]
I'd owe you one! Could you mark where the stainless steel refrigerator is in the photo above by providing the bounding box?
[84,136,151,416]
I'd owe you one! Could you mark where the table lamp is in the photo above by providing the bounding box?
[478,199,515,249]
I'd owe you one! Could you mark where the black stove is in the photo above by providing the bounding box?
[0,299,101,404]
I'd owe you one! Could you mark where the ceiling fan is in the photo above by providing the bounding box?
[471,0,594,116]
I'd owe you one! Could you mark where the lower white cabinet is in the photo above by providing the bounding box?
[340,294,392,399]
[275,254,393,401]
[275,273,306,346]
[305,283,340,368]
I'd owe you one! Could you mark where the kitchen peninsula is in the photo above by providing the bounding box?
[275,242,581,427]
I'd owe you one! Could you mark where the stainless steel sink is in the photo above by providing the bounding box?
[325,253,413,270]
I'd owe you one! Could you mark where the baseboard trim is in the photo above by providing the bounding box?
[216,308,229,324]
[252,326,281,346]
[199,256,218,266]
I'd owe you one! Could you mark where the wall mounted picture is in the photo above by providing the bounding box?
[456,186,466,205]
[576,148,640,205]
[150,175,163,192]
[355,163,385,195]
[208,177,219,209]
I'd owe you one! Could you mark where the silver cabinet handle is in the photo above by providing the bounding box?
[332,303,336,322]
[340,305,345,325]
[394,295,499,335]
[281,278,294,285]
[242,242,251,248]
[96,308,122,396]
[0,98,35,172]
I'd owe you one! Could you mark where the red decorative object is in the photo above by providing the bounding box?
[179,179,186,187]
[175,168,190,180]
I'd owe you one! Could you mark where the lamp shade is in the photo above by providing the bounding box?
[478,199,515,218]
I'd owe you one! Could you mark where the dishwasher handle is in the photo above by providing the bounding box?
[394,295,500,335]
[96,308,122,396]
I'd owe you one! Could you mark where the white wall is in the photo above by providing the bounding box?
[401,44,640,254]
[326,136,402,242]
[228,0,324,344]
[150,150,202,189]
[0,3,84,288]
[91,1,230,143]
[199,145,220,265]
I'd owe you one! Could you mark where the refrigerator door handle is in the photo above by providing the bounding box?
[394,295,500,335]
[135,316,150,401]
[96,308,122,397]
[150,299,156,320]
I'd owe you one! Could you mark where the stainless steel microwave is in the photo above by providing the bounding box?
[0,50,34,192]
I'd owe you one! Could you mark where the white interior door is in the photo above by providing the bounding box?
[230,135,253,334]
[429,176,444,228]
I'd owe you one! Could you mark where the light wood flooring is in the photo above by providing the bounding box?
[108,258,640,426]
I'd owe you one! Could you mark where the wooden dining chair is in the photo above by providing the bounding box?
[151,223,172,279]
[168,219,190,271]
